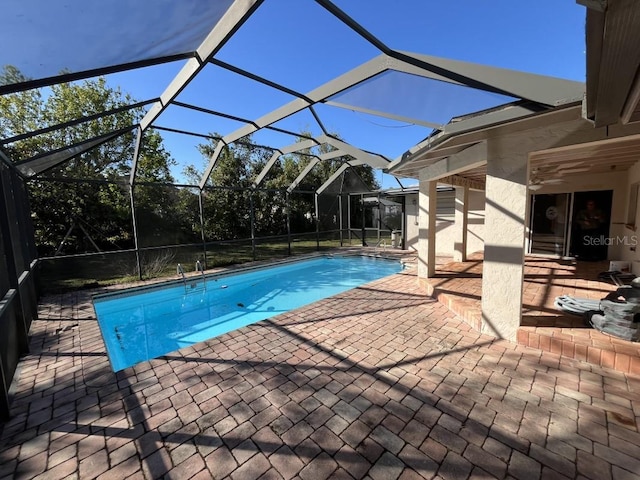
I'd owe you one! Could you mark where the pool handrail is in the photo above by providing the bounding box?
[195,260,206,291]
[177,263,187,293]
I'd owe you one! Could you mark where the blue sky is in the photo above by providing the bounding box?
[7,0,588,189]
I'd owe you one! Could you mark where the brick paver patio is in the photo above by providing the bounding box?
[423,254,640,375]
[1,258,639,479]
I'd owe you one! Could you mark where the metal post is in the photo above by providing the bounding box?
[0,171,26,291]
[0,339,10,421]
[377,192,381,244]
[0,167,29,420]
[347,193,352,245]
[198,189,207,268]
[338,194,343,246]
[250,192,256,261]
[16,179,38,263]
[361,194,366,247]
[314,192,320,251]
[129,126,143,186]
[286,191,291,256]
[566,192,576,258]
[401,195,406,250]
[13,174,38,324]
[129,185,143,280]
[130,128,143,280]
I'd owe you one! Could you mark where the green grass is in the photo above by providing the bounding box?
[38,238,348,293]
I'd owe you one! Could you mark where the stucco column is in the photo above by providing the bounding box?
[418,175,437,278]
[453,186,469,262]
[481,138,528,340]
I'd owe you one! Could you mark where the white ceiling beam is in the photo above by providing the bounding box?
[438,174,486,191]
[316,159,366,195]
[319,135,389,169]
[253,150,282,188]
[220,55,387,145]
[199,140,226,189]
[287,150,346,193]
[252,138,321,187]
[288,159,320,193]
[419,142,487,182]
[390,53,584,107]
[324,100,443,129]
[199,55,389,187]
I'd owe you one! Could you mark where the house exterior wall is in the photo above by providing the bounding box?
[434,190,485,256]
[405,190,485,255]
[614,161,640,272]
[410,105,640,341]
[405,169,628,260]
[405,193,419,249]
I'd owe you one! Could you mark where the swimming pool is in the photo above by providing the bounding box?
[93,255,403,371]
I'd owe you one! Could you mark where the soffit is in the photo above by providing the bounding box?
[529,133,640,181]
[585,0,640,127]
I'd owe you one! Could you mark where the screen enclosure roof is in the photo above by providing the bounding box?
[0,0,586,189]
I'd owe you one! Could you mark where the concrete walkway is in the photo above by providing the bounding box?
[1,265,639,479]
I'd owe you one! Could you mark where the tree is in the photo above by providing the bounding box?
[182,132,380,240]
[183,135,272,240]
[0,66,177,255]
[261,133,380,234]
[260,133,379,192]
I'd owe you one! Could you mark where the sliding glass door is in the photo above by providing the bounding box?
[528,193,571,256]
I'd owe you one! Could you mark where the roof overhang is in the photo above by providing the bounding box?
[582,0,640,126]
[388,101,583,179]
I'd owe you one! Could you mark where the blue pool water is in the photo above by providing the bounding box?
[93,255,403,371]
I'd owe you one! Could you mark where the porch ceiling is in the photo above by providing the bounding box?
[529,133,640,183]
[433,132,640,190]
[453,164,486,184]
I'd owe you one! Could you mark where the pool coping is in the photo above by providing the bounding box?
[91,251,406,302]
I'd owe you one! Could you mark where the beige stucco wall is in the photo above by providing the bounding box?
[433,190,485,256]
[481,136,530,340]
[413,106,640,341]
[405,165,629,261]
[405,193,419,249]
[612,161,640,272]
[405,190,485,255]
